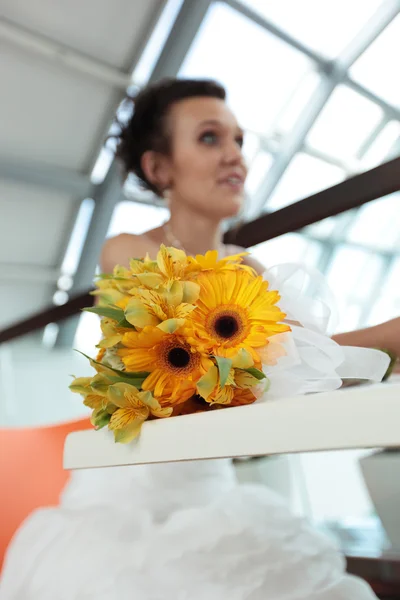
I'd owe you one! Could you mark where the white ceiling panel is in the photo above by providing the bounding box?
[0,281,54,328]
[0,179,79,267]
[1,0,164,68]
[0,43,119,170]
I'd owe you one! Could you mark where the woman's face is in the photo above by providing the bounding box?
[162,97,247,219]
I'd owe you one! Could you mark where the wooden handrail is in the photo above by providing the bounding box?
[1,157,399,344]
[0,291,94,344]
[225,156,400,247]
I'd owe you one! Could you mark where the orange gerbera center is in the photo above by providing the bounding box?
[157,336,200,375]
[206,305,250,346]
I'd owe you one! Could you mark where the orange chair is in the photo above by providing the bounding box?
[0,418,91,572]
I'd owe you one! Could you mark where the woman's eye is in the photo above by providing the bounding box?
[236,135,244,148]
[200,131,218,145]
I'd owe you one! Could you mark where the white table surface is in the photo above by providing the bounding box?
[64,381,400,470]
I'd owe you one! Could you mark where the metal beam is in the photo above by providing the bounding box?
[224,0,328,67]
[345,76,400,122]
[247,76,337,219]
[299,143,358,175]
[64,163,124,297]
[0,157,92,197]
[147,0,214,80]
[247,0,399,218]
[0,17,131,88]
[335,0,400,70]
[356,116,390,160]
[56,0,214,347]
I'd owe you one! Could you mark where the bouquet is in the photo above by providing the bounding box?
[70,246,291,443]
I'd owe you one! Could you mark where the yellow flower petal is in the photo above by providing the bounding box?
[90,374,111,396]
[161,280,184,307]
[135,273,164,289]
[69,377,92,394]
[108,382,139,408]
[112,419,144,444]
[97,334,123,349]
[182,281,200,303]
[196,365,219,400]
[231,348,254,369]
[234,370,260,388]
[125,298,160,328]
[157,318,186,333]
[152,405,173,418]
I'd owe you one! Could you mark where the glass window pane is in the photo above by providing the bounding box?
[361,121,400,170]
[367,257,400,325]
[266,153,345,210]
[242,131,261,164]
[346,193,400,250]
[180,2,312,134]
[107,201,169,237]
[238,0,383,58]
[61,198,95,276]
[132,0,184,85]
[307,85,383,160]
[245,151,273,196]
[250,233,323,269]
[304,212,353,241]
[350,14,400,108]
[325,245,384,330]
[275,71,321,134]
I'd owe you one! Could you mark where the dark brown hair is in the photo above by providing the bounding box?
[114,78,226,194]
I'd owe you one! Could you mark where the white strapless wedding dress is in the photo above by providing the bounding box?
[0,459,377,599]
[1,263,386,599]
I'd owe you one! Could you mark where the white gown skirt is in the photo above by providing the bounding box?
[0,460,377,600]
[0,263,386,599]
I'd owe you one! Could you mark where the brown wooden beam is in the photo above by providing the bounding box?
[224,156,400,248]
[0,291,94,344]
[2,157,399,344]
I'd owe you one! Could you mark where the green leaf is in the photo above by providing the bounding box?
[92,409,111,430]
[76,350,148,381]
[214,356,232,388]
[115,370,149,379]
[377,348,398,381]
[106,375,148,388]
[244,367,266,381]
[83,306,125,322]
[96,274,133,281]
[90,375,111,396]
[117,317,135,329]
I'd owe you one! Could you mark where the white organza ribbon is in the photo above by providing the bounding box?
[261,264,390,398]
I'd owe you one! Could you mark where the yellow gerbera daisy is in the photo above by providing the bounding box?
[118,327,212,405]
[185,270,290,362]
[186,249,256,276]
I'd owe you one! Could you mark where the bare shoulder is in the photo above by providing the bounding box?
[100,233,155,273]
[225,244,266,275]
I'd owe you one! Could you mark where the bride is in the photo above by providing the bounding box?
[1,78,397,599]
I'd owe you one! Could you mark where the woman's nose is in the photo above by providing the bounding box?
[223,141,243,165]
